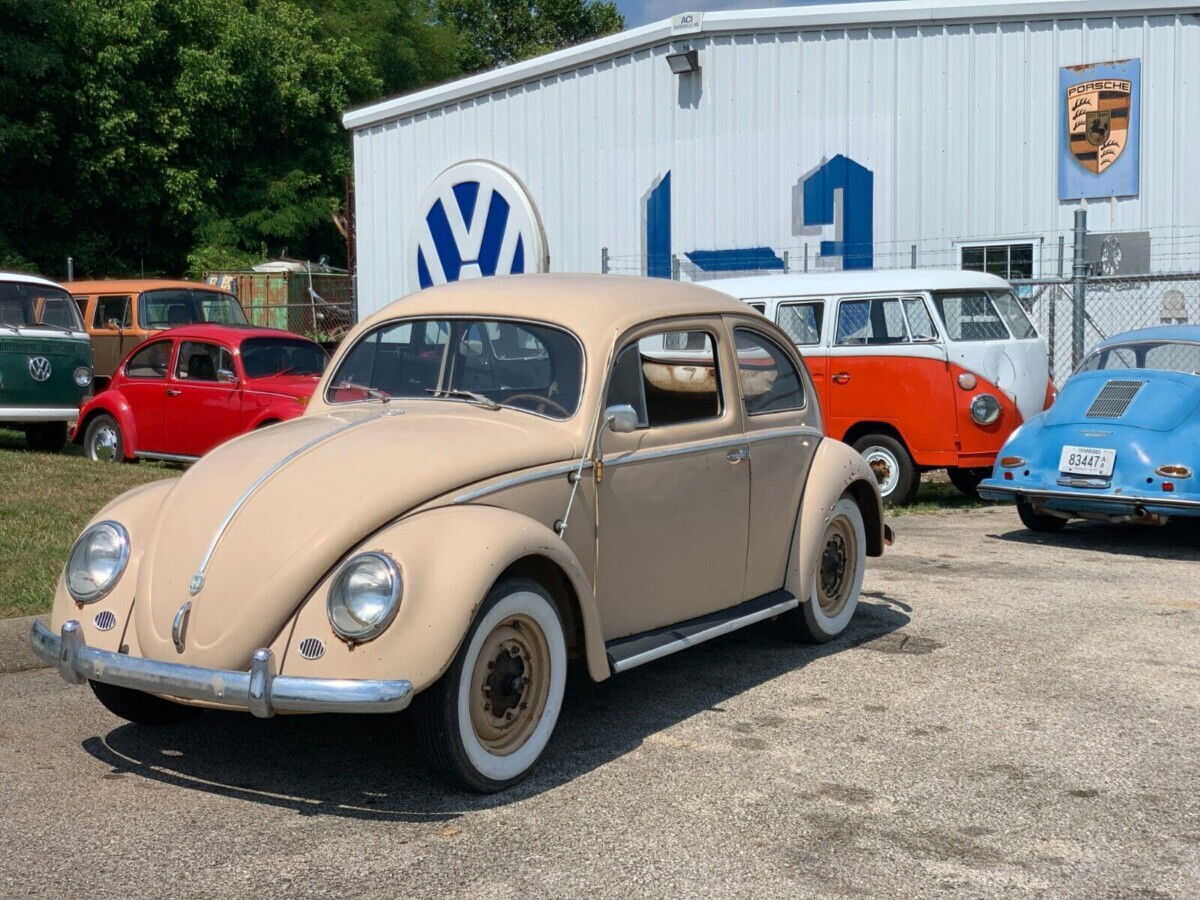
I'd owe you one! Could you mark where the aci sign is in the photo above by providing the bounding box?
[411,161,547,288]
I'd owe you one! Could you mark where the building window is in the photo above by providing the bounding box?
[960,243,1034,280]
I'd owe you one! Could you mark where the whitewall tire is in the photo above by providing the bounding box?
[785,497,867,643]
[415,577,567,792]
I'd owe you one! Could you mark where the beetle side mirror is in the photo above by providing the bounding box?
[217,369,238,384]
[604,403,639,433]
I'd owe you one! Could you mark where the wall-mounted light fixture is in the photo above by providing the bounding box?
[666,48,699,75]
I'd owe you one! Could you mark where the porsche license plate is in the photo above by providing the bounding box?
[1059,445,1116,477]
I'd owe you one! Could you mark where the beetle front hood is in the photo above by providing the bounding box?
[131,404,578,669]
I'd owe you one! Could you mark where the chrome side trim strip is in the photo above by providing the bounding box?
[604,435,749,469]
[190,412,388,595]
[744,425,822,444]
[30,620,413,717]
[135,451,199,464]
[453,460,592,504]
[0,406,79,422]
[610,595,800,674]
[980,483,1200,511]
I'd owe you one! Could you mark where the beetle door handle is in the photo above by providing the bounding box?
[832,372,851,384]
[166,389,182,397]
[726,447,748,463]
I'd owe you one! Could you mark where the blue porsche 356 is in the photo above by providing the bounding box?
[980,325,1200,532]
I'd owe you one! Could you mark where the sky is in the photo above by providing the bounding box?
[614,0,879,29]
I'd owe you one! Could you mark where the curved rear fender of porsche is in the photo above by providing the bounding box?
[74,393,140,458]
[49,478,181,652]
[275,504,609,692]
[786,438,886,603]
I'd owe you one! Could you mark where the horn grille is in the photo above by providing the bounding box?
[298,637,325,660]
[93,610,117,632]
[1086,379,1144,419]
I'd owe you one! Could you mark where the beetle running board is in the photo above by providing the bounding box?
[605,589,797,674]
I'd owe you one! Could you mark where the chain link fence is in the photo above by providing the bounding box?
[204,270,355,348]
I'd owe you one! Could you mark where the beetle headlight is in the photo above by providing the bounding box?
[66,521,130,603]
[327,552,401,642]
[970,393,1001,426]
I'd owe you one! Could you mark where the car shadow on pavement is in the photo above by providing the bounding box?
[81,598,910,822]
[990,518,1200,562]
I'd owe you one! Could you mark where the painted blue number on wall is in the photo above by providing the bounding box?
[802,154,874,270]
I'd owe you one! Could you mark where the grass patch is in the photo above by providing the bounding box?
[890,476,991,516]
[0,427,179,618]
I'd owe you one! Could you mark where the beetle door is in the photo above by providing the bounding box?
[119,339,173,453]
[595,321,750,640]
[165,341,243,457]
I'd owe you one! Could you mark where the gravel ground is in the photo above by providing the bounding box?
[1,505,1197,898]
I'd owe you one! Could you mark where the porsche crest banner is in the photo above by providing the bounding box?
[1059,59,1140,200]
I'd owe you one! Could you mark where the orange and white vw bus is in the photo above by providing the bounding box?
[703,270,1051,504]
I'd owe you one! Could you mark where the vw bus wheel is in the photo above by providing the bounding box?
[89,681,196,725]
[852,434,918,506]
[784,497,867,643]
[24,422,67,453]
[84,414,124,463]
[415,577,567,793]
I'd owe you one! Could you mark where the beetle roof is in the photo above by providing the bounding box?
[147,323,314,344]
[700,268,1012,299]
[1096,324,1200,349]
[359,274,751,343]
[64,278,234,294]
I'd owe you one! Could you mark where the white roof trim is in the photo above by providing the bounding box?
[0,271,67,289]
[343,0,1198,129]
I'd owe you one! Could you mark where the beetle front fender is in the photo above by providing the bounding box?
[278,504,608,692]
[75,394,140,458]
[786,438,886,603]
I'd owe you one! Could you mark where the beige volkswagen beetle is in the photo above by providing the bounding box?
[33,275,889,792]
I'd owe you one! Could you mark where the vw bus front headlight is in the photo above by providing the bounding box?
[970,393,1001,426]
[73,366,93,387]
[327,552,402,642]
[66,521,130,603]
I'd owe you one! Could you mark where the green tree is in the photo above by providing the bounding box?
[436,0,623,73]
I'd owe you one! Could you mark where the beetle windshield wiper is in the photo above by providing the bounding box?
[425,387,500,410]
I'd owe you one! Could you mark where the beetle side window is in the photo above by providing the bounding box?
[776,301,824,345]
[125,341,171,379]
[607,330,721,428]
[836,298,909,345]
[733,329,806,414]
[175,342,234,382]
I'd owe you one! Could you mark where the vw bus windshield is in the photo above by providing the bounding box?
[139,289,247,329]
[1080,341,1200,377]
[931,290,1037,341]
[327,318,584,419]
[0,282,85,331]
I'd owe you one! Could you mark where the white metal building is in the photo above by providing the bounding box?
[344,0,1200,317]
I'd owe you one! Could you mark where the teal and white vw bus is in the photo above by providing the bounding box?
[0,272,94,451]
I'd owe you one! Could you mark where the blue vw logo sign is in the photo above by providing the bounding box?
[411,161,546,289]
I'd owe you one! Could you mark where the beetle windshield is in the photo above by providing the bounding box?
[241,338,328,378]
[1080,341,1200,377]
[0,281,84,331]
[327,318,584,419]
[139,289,247,329]
[931,290,1037,341]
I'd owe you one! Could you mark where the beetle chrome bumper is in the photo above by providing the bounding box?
[979,483,1200,511]
[30,620,413,718]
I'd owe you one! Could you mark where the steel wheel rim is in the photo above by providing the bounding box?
[862,446,899,497]
[817,515,857,617]
[90,425,119,462]
[469,613,551,756]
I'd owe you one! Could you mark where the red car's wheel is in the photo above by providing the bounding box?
[84,414,125,463]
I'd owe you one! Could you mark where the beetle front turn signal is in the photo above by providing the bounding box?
[1000,456,1025,468]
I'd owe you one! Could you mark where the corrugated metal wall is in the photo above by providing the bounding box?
[352,10,1200,315]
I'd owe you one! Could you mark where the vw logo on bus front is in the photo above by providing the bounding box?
[28,356,52,382]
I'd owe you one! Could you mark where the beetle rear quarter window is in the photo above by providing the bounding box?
[175,342,233,382]
[733,329,805,414]
[608,330,720,427]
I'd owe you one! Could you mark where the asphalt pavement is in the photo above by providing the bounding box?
[1,505,1198,898]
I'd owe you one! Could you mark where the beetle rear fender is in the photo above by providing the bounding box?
[786,438,886,603]
[278,504,609,692]
[74,395,139,458]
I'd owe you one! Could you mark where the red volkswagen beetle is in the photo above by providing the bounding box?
[73,324,328,463]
